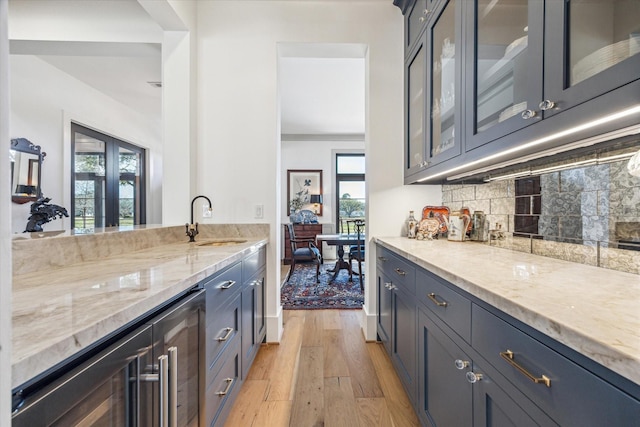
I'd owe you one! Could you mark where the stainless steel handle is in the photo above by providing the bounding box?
[168,347,178,427]
[538,100,556,110]
[500,349,551,387]
[159,354,169,427]
[216,378,235,396]
[217,327,234,342]
[220,280,237,289]
[139,373,159,382]
[384,282,392,289]
[394,268,406,276]
[521,109,537,120]
[423,8,429,15]
[466,371,483,383]
[454,359,469,370]
[428,293,448,307]
[419,16,425,22]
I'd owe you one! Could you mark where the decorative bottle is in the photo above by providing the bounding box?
[407,210,418,239]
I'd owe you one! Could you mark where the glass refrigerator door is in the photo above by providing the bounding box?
[12,326,153,427]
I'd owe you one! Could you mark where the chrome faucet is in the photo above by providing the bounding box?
[186,195,212,242]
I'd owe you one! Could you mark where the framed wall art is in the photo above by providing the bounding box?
[287,169,323,216]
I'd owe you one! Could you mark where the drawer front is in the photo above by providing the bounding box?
[377,246,416,295]
[206,293,241,372]
[205,262,242,312]
[205,338,241,427]
[416,269,471,343]
[472,305,640,426]
[242,247,265,282]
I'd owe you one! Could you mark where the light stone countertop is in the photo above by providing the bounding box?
[12,236,268,389]
[374,237,640,387]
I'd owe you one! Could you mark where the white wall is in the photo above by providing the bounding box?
[195,0,442,341]
[281,139,364,225]
[9,55,162,233]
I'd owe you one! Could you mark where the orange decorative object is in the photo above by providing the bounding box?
[421,206,450,234]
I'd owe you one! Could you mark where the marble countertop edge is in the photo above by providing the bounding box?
[11,238,268,389]
[373,237,640,386]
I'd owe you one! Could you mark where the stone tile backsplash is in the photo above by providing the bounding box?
[443,159,640,275]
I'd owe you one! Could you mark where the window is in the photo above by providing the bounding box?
[71,123,146,229]
[336,153,365,233]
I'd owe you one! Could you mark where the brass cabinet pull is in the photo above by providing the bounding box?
[428,293,448,307]
[216,378,234,396]
[378,256,388,262]
[394,268,406,276]
[500,350,551,387]
[216,327,234,342]
[220,280,236,289]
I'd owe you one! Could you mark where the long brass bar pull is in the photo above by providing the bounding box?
[428,293,448,307]
[159,355,169,427]
[168,347,178,427]
[220,280,237,289]
[500,350,551,387]
[216,378,234,396]
[217,327,234,342]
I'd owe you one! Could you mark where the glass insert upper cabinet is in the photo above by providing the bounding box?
[405,0,441,53]
[543,0,640,118]
[405,35,427,177]
[427,0,463,165]
[464,0,545,151]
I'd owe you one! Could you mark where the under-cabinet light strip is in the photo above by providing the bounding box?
[483,152,637,182]
[415,104,640,183]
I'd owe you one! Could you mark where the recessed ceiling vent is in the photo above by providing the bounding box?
[147,81,162,88]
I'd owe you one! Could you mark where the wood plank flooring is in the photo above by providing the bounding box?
[224,310,421,427]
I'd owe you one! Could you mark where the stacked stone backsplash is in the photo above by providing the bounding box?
[442,160,640,275]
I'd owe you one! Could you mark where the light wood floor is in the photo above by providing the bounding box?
[224,309,421,427]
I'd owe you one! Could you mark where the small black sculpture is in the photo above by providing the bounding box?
[24,197,69,232]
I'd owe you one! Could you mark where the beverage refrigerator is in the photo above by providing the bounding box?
[12,287,205,427]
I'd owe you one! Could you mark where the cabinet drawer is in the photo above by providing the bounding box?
[472,305,640,426]
[377,247,416,295]
[206,293,241,372]
[242,247,265,282]
[205,262,242,312]
[416,269,470,343]
[205,338,241,427]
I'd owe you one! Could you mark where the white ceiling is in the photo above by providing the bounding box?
[9,0,367,135]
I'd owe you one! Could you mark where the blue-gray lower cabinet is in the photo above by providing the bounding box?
[376,268,393,354]
[418,306,472,427]
[376,247,417,401]
[205,246,267,427]
[377,244,640,427]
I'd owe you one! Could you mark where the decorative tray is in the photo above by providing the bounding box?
[421,206,450,234]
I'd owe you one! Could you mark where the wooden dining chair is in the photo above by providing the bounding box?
[286,223,322,283]
[348,220,365,290]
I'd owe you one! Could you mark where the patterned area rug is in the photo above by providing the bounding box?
[281,263,364,310]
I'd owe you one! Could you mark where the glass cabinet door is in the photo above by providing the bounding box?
[544,0,640,118]
[464,0,544,151]
[427,0,462,164]
[405,37,427,177]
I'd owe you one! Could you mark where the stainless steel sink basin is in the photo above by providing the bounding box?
[195,239,247,247]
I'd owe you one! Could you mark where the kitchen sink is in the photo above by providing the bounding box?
[195,238,248,247]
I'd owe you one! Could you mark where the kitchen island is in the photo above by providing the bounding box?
[11,225,268,390]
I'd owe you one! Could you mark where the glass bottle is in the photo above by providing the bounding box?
[407,210,418,239]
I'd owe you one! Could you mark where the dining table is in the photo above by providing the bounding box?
[315,233,365,282]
